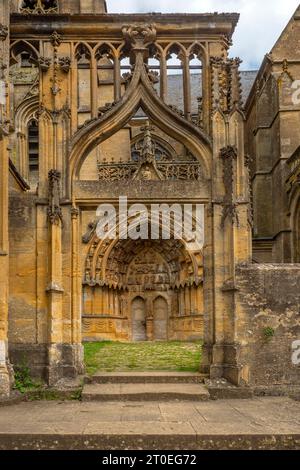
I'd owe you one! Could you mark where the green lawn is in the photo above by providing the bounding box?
[84,341,202,375]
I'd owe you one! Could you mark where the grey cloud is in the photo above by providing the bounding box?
[107,0,299,69]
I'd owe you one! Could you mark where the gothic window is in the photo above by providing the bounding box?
[147,45,161,96]
[28,119,39,176]
[21,0,58,14]
[189,45,204,127]
[120,56,132,97]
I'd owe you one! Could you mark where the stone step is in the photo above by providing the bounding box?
[82,383,210,402]
[85,372,207,385]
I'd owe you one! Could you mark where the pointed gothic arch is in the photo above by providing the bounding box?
[69,54,212,188]
[10,40,39,66]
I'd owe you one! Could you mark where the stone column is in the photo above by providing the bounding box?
[201,57,252,385]
[160,52,167,103]
[91,54,98,119]
[182,52,191,120]
[46,170,64,386]
[114,53,121,102]
[0,1,12,398]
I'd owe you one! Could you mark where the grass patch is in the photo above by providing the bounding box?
[13,362,42,394]
[26,388,83,402]
[84,341,202,375]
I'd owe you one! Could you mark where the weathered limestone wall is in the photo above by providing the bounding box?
[8,191,48,379]
[236,264,300,388]
[0,0,12,398]
[245,6,300,263]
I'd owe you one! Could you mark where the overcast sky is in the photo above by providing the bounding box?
[107,0,299,70]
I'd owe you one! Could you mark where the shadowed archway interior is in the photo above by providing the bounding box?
[82,236,204,342]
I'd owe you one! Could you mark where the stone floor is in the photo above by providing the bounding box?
[0,397,300,449]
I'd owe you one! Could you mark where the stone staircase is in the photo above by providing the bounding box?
[82,372,210,402]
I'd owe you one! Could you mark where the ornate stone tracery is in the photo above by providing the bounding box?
[47,169,62,225]
[20,0,58,14]
[220,145,239,227]
[98,121,203,181]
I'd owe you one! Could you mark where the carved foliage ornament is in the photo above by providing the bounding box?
[37,56,52,72]
[211,57,243,112]
[122,24,157,50]
[220,146,239,227]
[48,169,62,225]
[50,31,63,96]
[0,24,8,41]
[59,56,71,73]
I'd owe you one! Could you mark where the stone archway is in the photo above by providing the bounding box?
[153,296,168,341]
[82,235,204,342]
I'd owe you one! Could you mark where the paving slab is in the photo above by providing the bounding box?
[0,398,299,450]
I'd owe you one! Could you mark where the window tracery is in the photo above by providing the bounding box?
[20,0,58,14]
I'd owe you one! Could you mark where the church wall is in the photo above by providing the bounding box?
[236,264,300,389]
[246,10,300,264]
[8,193,49,378]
